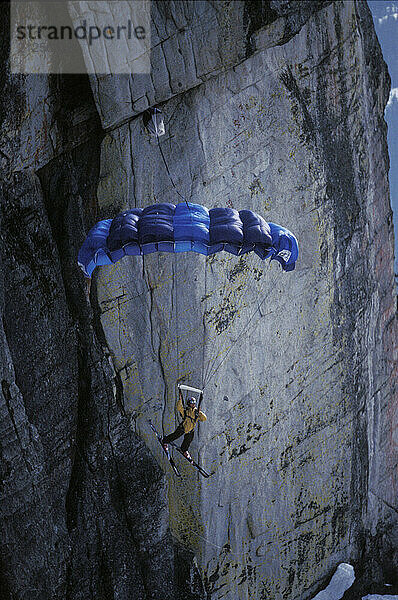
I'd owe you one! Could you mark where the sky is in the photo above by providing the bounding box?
[368,1,398,283]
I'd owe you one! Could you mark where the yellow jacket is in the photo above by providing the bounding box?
[177,397,207,433]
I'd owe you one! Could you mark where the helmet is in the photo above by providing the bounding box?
[187,397,196,406]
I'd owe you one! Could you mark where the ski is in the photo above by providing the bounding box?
[149,421,181,478]
[169,441,211,478]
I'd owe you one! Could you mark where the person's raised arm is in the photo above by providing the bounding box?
[177,387,184,415]
[197,392,207,421]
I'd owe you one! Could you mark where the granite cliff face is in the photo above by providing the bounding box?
[0,2,397,599]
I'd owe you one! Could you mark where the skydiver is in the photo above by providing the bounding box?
[162,387,207,460]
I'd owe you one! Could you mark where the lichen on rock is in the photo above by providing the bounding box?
[0,2,396,599]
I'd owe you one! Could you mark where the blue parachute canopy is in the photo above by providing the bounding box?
[78,203,298,278]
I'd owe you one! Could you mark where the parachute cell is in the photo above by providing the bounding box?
[77,218,113,276]
[78,203,298,277]
[268,223,299,271]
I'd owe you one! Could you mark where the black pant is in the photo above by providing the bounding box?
[163,423,194,452]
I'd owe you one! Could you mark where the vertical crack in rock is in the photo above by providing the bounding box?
[105,414,152,600]
[113,368,126,416]
[1,380,31,473]
[158,337,169,432]
[143,259,168,429]
[279,66,316,148]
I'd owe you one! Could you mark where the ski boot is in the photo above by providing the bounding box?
[183,450,193,462]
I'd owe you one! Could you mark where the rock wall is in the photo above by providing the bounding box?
[0,2,396,600]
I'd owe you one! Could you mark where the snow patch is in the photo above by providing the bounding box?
[377,3,398,24]
[312,564,355,600]
[362,596,398,600]
[387,88,398,108]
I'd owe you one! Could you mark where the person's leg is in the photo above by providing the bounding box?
[163,423,184,444]
[181,431,194,452]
